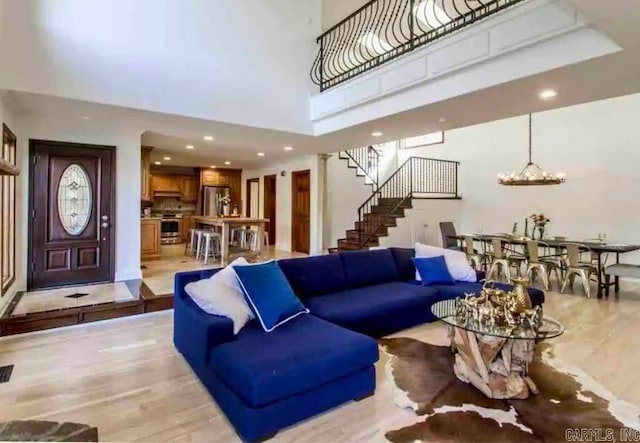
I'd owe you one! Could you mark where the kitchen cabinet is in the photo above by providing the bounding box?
[181,215,193,242]
[141,218,162,260]
[200,168,242,209]
[141,146,153,201]
[180,177,198,202]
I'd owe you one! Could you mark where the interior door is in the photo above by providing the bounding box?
[29,140,115,290]
[246,178,259,217]
[291,170,310,254]
[264,174,276,245]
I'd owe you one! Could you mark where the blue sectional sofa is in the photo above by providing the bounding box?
[173,247,544,442]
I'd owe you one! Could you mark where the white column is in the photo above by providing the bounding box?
[317,153,332,253]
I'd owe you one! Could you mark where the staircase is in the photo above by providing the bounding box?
[334,156,460,252]
[337,145,380,190]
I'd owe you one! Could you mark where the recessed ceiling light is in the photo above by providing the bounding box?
[224,161,231,165]
[539,89,557,100]
[78,114,90,120]
[438,118,447,123]
[257,152,265,157]
[163,156,171,161]
[154,161,162,165]
[210,165,217,169]
[203,135,214,141]
[371,131,383,137]
[185,145,195,150]
[283,146,293,151]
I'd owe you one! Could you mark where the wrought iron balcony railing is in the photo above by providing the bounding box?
[311,0,525,91]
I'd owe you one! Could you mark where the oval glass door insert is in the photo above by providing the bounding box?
[57,164,92,236]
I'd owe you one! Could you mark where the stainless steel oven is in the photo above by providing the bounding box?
[161,218,182,244]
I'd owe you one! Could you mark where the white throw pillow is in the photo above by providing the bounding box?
[414,242,476,283]
[184,257,255,334]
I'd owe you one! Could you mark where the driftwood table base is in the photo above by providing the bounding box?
[449,325,537,399]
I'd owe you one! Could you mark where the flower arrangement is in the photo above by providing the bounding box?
[529,213,550,227]
[220,193,231,206]
[529,213,550,239]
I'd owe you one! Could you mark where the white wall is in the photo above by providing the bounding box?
[395,93,640,263]
[241,156,321,254]
[14,114,144,285]
[321,0,367,31]
[0,0,321,134]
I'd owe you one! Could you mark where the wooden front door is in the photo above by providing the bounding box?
[29,140,116,290]
[291,170,310,254]
[264,174,276,246]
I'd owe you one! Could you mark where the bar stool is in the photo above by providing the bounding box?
[201,231,222,265]
[230,227,250,248]
[184,228,199,256]
[195,228,215,261]
[245,230,270,252]
[263,231,270,249]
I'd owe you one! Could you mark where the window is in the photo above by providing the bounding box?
[1,124,16,296]
[401,131,444,149]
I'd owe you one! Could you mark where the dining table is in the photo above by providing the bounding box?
[192,216,270,265]
[448,233,640,298]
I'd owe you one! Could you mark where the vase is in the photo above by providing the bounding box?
[510,277,532,312]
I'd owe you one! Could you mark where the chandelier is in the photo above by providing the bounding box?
[498,114,566,186]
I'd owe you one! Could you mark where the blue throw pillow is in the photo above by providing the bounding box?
[234,260,309,332]
[412,256,455,286]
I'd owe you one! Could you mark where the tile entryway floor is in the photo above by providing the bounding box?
[10,282,138,316]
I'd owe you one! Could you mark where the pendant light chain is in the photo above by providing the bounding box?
[528,113,533,165]
[497,112,566,186]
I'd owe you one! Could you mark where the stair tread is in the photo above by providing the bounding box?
[338,239,379,246]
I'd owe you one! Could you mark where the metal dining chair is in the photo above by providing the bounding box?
[464,236,482,269]
[487,238,521,281]
[439,222,460,250]
[525,240,562,291]
[560,243,597,298]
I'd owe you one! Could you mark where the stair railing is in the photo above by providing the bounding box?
[357,156,459,247]
[340,145,380,189]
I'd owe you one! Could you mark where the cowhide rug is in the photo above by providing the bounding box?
[380,337,640,442]
[0,420,98,442]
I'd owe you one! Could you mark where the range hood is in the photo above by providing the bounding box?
[153,190,181,197]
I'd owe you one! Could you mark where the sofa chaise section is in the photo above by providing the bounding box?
[209,314,378,408]
[173,268,379,442]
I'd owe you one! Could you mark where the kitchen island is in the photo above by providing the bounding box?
[192,217,270,264]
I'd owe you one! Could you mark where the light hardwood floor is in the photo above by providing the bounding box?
[1,283,640,442]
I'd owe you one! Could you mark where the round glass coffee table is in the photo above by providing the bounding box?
[430,299,564,399]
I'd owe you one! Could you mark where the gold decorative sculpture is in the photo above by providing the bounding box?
[454,279,541,334]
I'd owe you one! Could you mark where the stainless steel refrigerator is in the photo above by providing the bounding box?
[202,186,230,216]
